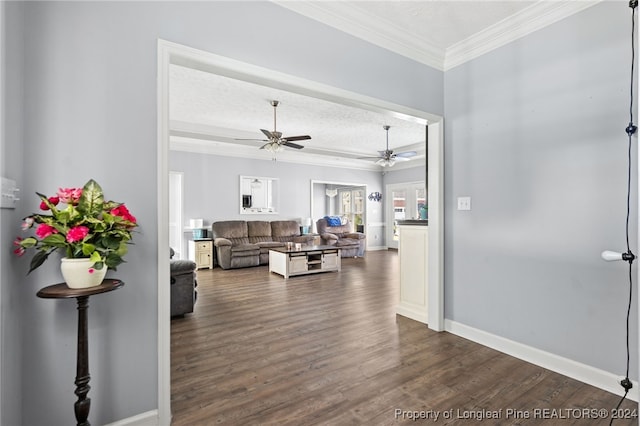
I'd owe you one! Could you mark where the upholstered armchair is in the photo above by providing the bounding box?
[316,216,366,257]
[170,248,197,317]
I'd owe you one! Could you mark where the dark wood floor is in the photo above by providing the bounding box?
[171,250,637,425]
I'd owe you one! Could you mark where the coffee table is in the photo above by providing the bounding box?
[269,245,341,278]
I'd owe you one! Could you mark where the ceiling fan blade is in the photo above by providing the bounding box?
[261,129,274,139]
[395,151,417,158]
[282,135,311,142]
[393,156,412,162]
[234,138,269,142]
[282,141,305,149]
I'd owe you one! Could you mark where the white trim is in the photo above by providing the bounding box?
[103,410,159,426]
[427,122,444,331]
[445,1,601,70]
[273,0,445,71]
[397,305,428,324]
[165,40,438,126]
[156,40,172,426]
[274,0,601,72]
[445,320,639,402]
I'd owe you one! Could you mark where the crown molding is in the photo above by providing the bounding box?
[273,0,601,72]
[273,0,445,71]
[444,0,601,70]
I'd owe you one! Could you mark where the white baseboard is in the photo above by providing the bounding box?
[397,305,428,324]
[103,410,160,426]
[365,246,387,252]
[444,320,639,402]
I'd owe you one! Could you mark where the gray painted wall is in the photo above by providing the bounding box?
[1,1,442,423]
[2,2,25,425]
[169,151,386,250]
[444,2,638,377]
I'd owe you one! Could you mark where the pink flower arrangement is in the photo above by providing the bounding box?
[15,179,138,274]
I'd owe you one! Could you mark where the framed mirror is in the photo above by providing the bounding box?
[240,176,279,214]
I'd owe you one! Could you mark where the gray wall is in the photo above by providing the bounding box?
[1,1,443,423]
[2,2,25,425]
[169,151,386,250]
[444,2,638,376]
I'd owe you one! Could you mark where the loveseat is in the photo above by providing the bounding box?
[212,220,315,270]
[316,216,366,258]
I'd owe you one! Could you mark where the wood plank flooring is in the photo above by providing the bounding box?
[171,250,637,425]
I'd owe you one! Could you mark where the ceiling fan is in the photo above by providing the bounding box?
[236,100,311,153]
[359,125,417,167]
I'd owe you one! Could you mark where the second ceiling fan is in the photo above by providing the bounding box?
[238,100,311,153]
[360,125,417,167]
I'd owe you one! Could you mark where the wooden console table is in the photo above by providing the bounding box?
[37,279,125,426]
[269,245,341,278]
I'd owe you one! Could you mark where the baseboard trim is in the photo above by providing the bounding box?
[397,305,428,324]
[444,320,639,402]
[365,246,386,252]
[103,410,160,426]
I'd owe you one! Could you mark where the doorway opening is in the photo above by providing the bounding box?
[386,182,426,250]
[157,39,444,423]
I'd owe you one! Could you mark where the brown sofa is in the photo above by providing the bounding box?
[316,217,366,258]
[212,220,315,269]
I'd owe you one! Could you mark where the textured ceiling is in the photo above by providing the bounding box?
[170,64,427,160]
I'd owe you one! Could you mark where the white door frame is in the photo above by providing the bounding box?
[157,39,445,423]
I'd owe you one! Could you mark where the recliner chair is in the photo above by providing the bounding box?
[170,248,197,317]
[316,216,366,257]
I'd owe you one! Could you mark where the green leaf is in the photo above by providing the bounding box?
[89,251,102,264]
[105,253,124,269]
[77,179,104,218]
[42,233,67,248]
[115,242,129,257]
[101,235,122,250]
[20,237,38,248]
[82,242,96,256]
[28,250,50,274]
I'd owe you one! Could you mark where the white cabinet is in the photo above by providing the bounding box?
[188,239,213,269]
[397,225,428,324]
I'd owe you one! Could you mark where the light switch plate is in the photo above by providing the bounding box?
[457,196,471,211]
[1,177,19,209]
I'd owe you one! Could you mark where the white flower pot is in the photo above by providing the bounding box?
[60,258,107,289]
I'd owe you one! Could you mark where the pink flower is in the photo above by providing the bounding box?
[35,224,57,239]
[57,188,82,205]
[39,196,60,211]
[66,226,89,243]
[88,268,95,274]
[13,237,25,256]
[21,217,34,231]
[111,204,137,224]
